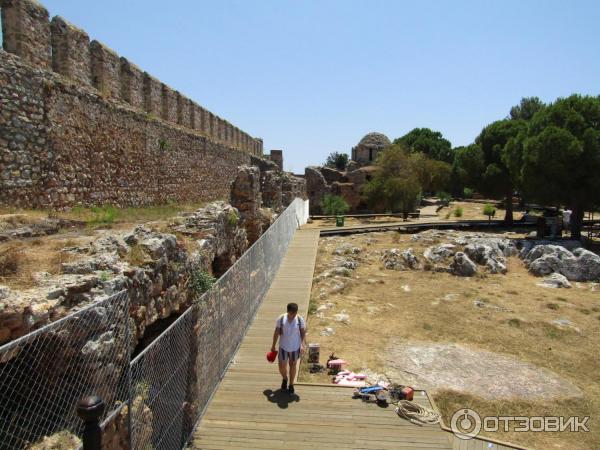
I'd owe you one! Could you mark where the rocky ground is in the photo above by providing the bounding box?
[300,229,600,450]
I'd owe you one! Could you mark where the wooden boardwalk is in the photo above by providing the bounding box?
[191,228,520,450]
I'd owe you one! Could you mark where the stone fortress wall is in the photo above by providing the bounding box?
[0,0,266,208]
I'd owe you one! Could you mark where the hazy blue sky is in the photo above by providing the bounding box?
[15,1,600,173]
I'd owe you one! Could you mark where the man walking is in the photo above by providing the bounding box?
[271,302,306,395]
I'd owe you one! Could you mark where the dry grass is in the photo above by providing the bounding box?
[436,200,510,221]
[1,202,207,230]
[300,230,600,450]
[0,214,37,232]
[126,244,149,267]
[0,202,209,289]
[29,430,80,449]
[0,238,87,289]
[0,242,25,276]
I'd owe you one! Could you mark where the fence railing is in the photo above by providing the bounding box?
[0,291,130,449]
[0,198,308,450]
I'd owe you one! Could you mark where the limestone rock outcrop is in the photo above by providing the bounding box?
[522,244,600,281]
[450,252,478,277]
[230,166,262,244]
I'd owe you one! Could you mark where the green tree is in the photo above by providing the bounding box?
[450,144,484,196]
[475,119,527,225]
[321,194,350,216]
[521,95,600,238]
[394,128,454,163]
[510,97,545,121]
[324,152,349,171]
[362,145,421,219]
[411,153,452,194]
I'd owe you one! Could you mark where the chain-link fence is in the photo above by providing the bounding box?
[0,198,308,450]
[129,198,307,450]
[0,290,130,449]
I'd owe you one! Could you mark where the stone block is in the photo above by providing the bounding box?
[234,128,240,149]
[50,16,91,85]
[161,84,178,123]
[199,106,210,134]
[269,150,283,170]
[143,72,161,115]
[226,122,233,145]
[0,0,51,68]
[120,57,144,108]
[90,40,121,98]
[190,103,202,132]
[177,93,191,127]
[211,114,219,140]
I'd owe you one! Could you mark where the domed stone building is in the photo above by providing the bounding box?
[351,132,391,165]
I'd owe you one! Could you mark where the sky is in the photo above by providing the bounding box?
[8,0,600,173]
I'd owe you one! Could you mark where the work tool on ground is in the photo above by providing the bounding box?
[352,386,389,405]
[389,384,414,401]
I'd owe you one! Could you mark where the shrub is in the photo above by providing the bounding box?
[321,194,350,216]
[99,271,111,282]
[127,245,148,267]
[483,203,496,220]
[0,243,23,276]
[227,210,239,227]
[453,207,463,218]
[437,191,451,206]
[189,270,216,297]
[463,187,474,199]
[158,138,171,151]
[89,205,117,226]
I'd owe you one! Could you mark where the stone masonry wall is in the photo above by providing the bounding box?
[0,0,268,208]
[0,51,251,208]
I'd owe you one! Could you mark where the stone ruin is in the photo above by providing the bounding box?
[306,132,390,214]
[0,163,304,348]
[0,0,271,210]
[0,161,305,448]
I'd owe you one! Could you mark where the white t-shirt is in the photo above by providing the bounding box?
[563,210,572,226]
[276,314,305,351]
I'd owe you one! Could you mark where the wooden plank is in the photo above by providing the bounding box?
[190,228,503,449]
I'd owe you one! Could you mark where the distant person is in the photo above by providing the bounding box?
[563,208,572,233]
[271,302,306,395]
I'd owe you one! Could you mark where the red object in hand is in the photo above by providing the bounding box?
[266,350,278,363]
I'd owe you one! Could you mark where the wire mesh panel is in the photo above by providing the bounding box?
[0,290,129,449]
[217,254,250,372]
[0,199,308,450]
[248,237,267,313]
[193,290,221,417]
[129,307,196,450]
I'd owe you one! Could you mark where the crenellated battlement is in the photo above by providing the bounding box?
[0,0,263,155]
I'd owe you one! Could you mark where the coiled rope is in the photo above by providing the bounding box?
[394,400,441,425]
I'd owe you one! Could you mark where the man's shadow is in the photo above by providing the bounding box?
[263,389,300,409]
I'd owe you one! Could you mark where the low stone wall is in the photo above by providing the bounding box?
[0,50,251,208]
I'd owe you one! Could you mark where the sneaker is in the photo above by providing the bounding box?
[281,379,288,390]
[288,384,295,395]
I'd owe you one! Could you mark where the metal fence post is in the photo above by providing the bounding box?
[77,396,105,450]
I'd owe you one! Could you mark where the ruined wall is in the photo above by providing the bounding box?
[269,149,283,170]
[0,0,266,208]
[0,51,252,208]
